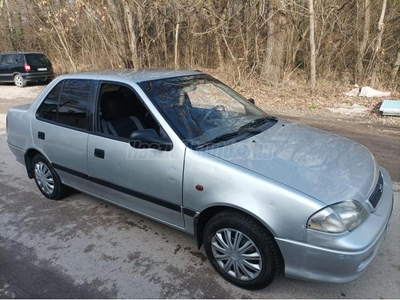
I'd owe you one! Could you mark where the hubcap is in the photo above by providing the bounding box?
[211,228,262,281]
[34,162,54,194]
[15,76,22,86]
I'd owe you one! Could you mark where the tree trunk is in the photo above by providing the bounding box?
[106,0,131,68]
[174,12,180,69]
[123,0,140,69]
[262,0,286,83]
[162,20,169,67]
[370,0,387,86]
[390,47,400,89]
[309,0,316,89]
[356,0,371,83]
[4,0,16,50]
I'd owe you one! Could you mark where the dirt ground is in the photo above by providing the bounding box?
[0,83,45,114]
[0,81,399,181]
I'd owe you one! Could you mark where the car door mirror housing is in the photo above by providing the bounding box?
[129,129,173,151]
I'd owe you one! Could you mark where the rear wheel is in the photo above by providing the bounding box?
[13,74,27,87]
[203,210,281,290]
[32,154,66,200]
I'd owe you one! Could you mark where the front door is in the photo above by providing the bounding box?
[87,82,185,227]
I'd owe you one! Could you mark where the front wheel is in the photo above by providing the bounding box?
[13,74,27,87]
[32,154,66,200]
[203,210,282,290]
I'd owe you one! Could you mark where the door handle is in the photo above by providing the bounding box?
[38,131,45,140]
[94,148,105,159]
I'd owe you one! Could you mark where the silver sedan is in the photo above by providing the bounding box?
[6,70,394,290]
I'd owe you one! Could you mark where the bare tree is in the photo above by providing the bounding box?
[4,0,16,49]
[356,0,371,83]
[0,0,398,88]
[390,46,400,89]
[174,6,180,69]
[32,0,78,72]
[262,0,287,83]
[370,0,387,86]
[123,0,140,69]
[309,0,316,89]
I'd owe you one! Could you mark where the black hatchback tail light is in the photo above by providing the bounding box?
[24,63,31,72]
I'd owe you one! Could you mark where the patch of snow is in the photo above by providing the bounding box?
[344,88,360,97]
[328,104,369,116]
[359,86,391,97]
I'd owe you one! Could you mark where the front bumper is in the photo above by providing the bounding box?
[276,167,394,283]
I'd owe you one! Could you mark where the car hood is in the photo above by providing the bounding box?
[205,119,378,205]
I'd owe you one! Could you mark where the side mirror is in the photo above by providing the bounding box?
[129,129,173,151]
[248,98,255,105]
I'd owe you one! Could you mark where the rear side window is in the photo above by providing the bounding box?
[0,54,24,65]
[26,54,51,66]
[37,82,63,121]
[36,79,92,130]
[58,80,91,128]
[0,54,14,65]
[14,54,24,64]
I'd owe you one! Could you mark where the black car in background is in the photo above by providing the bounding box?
[0,52,54,87]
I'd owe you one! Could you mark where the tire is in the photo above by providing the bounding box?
[13,74,27,87]
[203,210,282,290]
[32,154,66,200]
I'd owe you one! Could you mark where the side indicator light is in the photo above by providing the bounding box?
[195,184,204,191]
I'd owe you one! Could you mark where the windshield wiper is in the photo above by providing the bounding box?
[194,126,263,150]
[238,117,276,131]
[194,117,277,150]
[194,132,240,150]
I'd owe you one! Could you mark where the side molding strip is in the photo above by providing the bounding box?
[53,163,182,213]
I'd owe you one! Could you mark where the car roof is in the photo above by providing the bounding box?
[58,69,204,83]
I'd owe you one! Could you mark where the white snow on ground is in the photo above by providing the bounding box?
[344,86,391,98]
[327,103,369,116]
[359,86,391,98]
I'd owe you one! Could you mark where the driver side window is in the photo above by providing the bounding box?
[97,83,160,139]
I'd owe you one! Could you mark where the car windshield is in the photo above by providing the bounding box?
[138,75,276,148]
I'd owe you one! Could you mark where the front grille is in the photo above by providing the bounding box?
[368,172,383,208]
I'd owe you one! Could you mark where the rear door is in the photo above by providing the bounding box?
[0,54,14,81]
[32,78,95,193]
[10,54,24,74]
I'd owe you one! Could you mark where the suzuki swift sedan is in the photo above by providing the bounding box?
[6,70,394,290]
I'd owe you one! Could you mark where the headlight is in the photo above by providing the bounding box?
[307,200,370,233]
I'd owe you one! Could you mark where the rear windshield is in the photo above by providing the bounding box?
[26,54,51,66]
